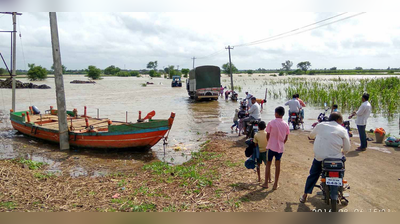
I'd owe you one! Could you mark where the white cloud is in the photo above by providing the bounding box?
[0,12,399,71]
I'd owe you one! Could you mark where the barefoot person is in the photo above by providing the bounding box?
[253,121,271,183]
[300,112,351,203]
[262,106,290,189]
[349,93,371,151]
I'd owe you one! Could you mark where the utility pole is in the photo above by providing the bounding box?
[0,12,22,111]
[226,45,234,92]
[191,57,196,69]
[49,12,69,150]
[11,12,17,111]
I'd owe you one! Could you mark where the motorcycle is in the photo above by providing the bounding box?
[312,103,353,137]
[290,112,303,130]
[312,103,330,128]
[246,119,261,139]
[315,157,349,212]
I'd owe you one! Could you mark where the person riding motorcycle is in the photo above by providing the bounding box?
[285,94,302,124]
[299,112,351,203]
[295,94,306,122]
[243,97,261,135]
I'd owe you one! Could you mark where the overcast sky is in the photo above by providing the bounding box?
[0,12,399,71]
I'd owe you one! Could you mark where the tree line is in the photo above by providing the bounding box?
[1,60,398,81]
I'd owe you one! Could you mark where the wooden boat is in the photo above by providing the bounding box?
[10,106,175,149]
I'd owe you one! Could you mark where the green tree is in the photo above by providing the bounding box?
[281,60,293,71]
[104,65,121,75]
[247,70,253,74]
[297,61,311,72]
[181,68,190,78]
[27,63,48,81]
[222,62,238,75]
[146,61,158,70]
[87,65,101,80]
[0,68,6,75]
[51,64,67,74]
[149,70,160,77]
[330,67,337,70]
[355,67,363,70]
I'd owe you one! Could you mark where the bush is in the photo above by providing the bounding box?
[87,65,101,80]
[247,70,253,74]
[278,72,284,76]
[388,70,394,74]
[308,70,316,75]
[149,70,161,77]
[0,68,6,75]
[27,64,47,81]
[294,69,303,75]
[270,74,277,77]
[130,71,140,76]
[116,71,130,77]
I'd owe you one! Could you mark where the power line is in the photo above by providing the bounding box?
[238,12,366,47]
[234,12,363,48]
[196,48,225,59]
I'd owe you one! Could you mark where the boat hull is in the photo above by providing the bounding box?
[10,112,175,149]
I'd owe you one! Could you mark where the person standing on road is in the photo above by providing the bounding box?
[285,95,302,124]
[262,106,290,190]
[349,93,372,151]
[300,112,351,203]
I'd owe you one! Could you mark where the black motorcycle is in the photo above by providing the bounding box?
[246,119,260,139]
[312,103,353,137]
[315,157,349,212]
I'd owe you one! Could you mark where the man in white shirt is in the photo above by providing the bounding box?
[285,95,302,123]
[245,92,253,109]
[349,93,372,151]
[243,97,261,134]
[300,112,350,203]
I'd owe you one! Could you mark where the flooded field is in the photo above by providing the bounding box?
[0,74,398,177]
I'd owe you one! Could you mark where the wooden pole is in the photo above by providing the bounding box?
[49,12,69,150]
[11,12,17,111]
[226,46,234,91]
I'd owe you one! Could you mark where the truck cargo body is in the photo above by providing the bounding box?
[186,66,221,100]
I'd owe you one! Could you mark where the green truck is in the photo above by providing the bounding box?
[186,66,221,100]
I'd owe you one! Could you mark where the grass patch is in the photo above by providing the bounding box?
[110,198,156,212]
[33,172,55,179]
[14,158,46,170]
[163,205,177,212]
[0,201,17,210]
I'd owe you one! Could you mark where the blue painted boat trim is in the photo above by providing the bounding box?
[11,119,170,136]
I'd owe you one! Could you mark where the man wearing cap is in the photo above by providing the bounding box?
[243,97,261,134]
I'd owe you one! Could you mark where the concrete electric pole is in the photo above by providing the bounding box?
[49,12,69,150]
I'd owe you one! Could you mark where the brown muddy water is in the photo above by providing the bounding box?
[0,74,398,177]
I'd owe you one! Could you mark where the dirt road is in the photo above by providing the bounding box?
[0,129,399,212]
[217,130,400,212]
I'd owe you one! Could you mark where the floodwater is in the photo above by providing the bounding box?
[0,74,398,176]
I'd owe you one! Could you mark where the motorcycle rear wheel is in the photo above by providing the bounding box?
[331,199,338,212]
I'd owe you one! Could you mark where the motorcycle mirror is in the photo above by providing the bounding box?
[324,103,327,107]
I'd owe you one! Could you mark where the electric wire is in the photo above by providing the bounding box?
[235,12,366,48]
[235,12,348,47]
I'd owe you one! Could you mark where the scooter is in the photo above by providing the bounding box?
[315,157,350,212]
